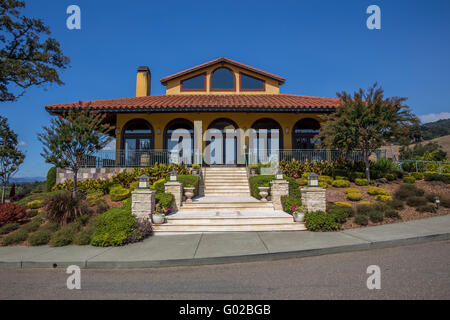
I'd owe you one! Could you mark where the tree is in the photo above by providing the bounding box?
[320,83,418,181]
[0,115,25,202]
[38,104,113,197]
[0,0,70,102]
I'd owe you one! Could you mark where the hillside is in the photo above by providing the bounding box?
[421,118,450,140]
[383,134,450,160]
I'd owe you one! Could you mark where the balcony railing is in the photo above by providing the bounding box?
[80,149,387,168]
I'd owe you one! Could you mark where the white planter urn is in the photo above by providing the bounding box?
[184,187,195,203]
[258,186,270,202]
[293,211,305,223]
[152,213,165,225]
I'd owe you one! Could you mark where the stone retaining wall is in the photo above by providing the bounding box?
[56,168,135,183]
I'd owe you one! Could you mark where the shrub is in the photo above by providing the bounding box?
[284,176,301,198]
[441,197,450,208]
[385,209,401,219]
[129,181,139,192]
[387,199,404,210]
[91,203,136,247]
[329,207,351,223]
[26,210,39,218]
[318,175,333,185]
[406,196,428,207]
[332,179,350,188]
[333,169,348,178]
[297,178,308,186]
[178,175,201,196]
[86,191,104,205]
[347,192,363,201]
[73,219,96,245]
[0,203,27,226]
[281,195,302,214]
[123,218,153,244]
[354,215,368,226]
[368,211,384,223]
[425,193,438,203]
[376,195,392,202]
[335,176,348,181]
[356,204,373,216]
[349,172,365,181]
[26,200,44,209]
[424,173,450,184]
[0,222,20,235]
[1,229,28,245]
[45,192,91,225]
[29,231,52,246]
[345,188,360,194]
[334,202,352,208]
[394,184,425,200]
[318,181,329,189]
[94,199,110,215]
[46,167,57,192]
[305,211,341,231]
[403,176,416,184]
[152,178,166,193]
[385,173,396,181]
[360,201,373,206]
[21,217,43,233]
[416,205,436,213]
[109,186,131,202]
[50,222,81,247]
[411,172,424,180]
[249,175,274,199]
[155,192,174,209]
[368,187,389,196]
[355,178,369,186]
[40,222,60,233]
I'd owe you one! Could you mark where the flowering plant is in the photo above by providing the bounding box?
[291,205,305,213]
[154,202,171,215]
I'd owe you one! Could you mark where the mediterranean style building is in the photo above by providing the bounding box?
[46,57,341,169]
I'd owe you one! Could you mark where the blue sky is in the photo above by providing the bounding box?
[2,0,450,178]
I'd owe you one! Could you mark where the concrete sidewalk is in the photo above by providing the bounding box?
[1,215,449,269]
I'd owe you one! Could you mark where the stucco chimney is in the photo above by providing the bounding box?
[136,66,151,97]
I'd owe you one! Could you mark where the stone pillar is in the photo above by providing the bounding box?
[270,179,289,211]
[131,189,155,220]
[164,181,183,212]
[301,187,326,212]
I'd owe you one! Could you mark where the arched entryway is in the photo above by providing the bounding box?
[163,118,194,164]
[206,118,238,165]
[292,118,321,149]
[121,119,154,166]
[250,118,283,164]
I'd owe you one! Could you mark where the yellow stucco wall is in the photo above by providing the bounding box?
[136,71,150,97]
[115,112,323,151]
[164,62,281,95]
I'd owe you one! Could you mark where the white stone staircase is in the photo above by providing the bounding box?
[152,167,306,234]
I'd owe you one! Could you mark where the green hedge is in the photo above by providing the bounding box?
[249,175,274,199]
[178,175,201,196]
[46,167,57,192]
[305,211,341,231]
[155,192,174,209]
[109,186,131,201]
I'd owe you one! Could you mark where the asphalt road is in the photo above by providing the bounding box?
[0,240,449,300]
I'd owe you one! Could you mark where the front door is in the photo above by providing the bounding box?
[206,119,238,165]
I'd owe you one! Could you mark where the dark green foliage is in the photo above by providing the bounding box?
[403,176,416,184]
[155,193,174,209]
[416,205,436,213]
[329,207,351,223]
[400,142,447,161]
[284,176,301,198]
[46,167,57,192]
[39,222,60,233]
[90,203,136,247]
[349,172,365,182]
[406,196,428,207]
[26,210,39,218]
[394,184,425,200]
[354,215,369,226]
[49,222,81,247]
[281,195,302,214]
[73,218,96,246]
[249,175,274,199]
[44,192,91,225]
[368,211,384,223]
[124,219,153,245]
[21,217,43,233]
[305,211,341,232]
[153,179,166,193]
[333,169,348,179]
[424,174,450,184]
[109,186,130,201]
[356,204,373,216]
[387,199,404,210]
[94,199,110,215]
[0,222,20,235]
[1,229,28,245]
[177,175,200,196]
[28,230,52,246]
[385,173,396,181]
[385,209,401,219]
[420,119,450,141]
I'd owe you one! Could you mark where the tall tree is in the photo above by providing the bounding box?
[0,0,70,102]
[38,104,113,197]
[0,115,25,202]
[320,83,418,181]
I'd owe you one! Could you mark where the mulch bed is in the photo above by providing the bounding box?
[326,180,450,230]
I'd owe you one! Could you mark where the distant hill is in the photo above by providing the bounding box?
[383,134,450,160]
[10,177,46,183]
[421,118,450,140]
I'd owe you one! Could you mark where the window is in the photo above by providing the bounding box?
[240,73,265,91]
[181,73,206,90]
[292,118,321,149]
[210,67,235,90]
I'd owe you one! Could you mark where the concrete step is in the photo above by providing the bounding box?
[153,223,306,232]
[203,193,251,197]
[204,182,249,186]
[204,186,250,190]
[165,217,295,225]
[182,202,273,208]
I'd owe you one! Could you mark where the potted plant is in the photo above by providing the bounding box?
[258,183,270,202]
[249,164,258,176]
[151,203,170,224]
[291,205,305,222]
[191,164,200,175]
[184,184,195,203]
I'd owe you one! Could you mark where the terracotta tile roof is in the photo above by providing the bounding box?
[45,94,341,113]
[160,57,286,84]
